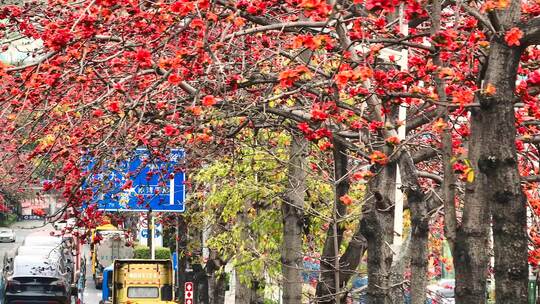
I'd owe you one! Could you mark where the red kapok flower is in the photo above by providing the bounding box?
[107,101,121,113]
[135,48,152,65]
[297,122,311,134]
[352,170,374,181]
[92,109,104,117]
[121,180,133,190]
[386,136,400,145]
[202,95,217,107]
[370,150,388,165]
[340,195,353,206]
[528,70,540,85]
[164,125,179,136]
[483,83,496,95]
[168,74,181,84]
[505,27,523,47]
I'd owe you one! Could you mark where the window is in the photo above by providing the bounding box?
[127,287,159,298]
[106,271,113,291]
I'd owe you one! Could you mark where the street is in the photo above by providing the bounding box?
[81,244,101,304]
[0,221,101,304]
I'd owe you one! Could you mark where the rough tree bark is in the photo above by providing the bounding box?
[441,116,457,257]
[480,40,528,304]
[453,128,491,304]
[281,132,308,304]
[360,163,396,304]
[207,248,227,304]
[315,140,350,304]
[208,271,226,304]
[455,3,529,303]
[336,227,368,303]
[429,0,457,257]
[234,272,252,304]
[398,152,428,304]
[234,271,263,304]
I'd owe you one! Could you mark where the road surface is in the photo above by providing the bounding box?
[0,220,52,264]
[0,220,101,304]
[82,244,101,303]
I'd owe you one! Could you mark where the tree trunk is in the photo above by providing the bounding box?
[398,152,428,304]
[337,228,368,301]
[441,118,457,256]
[409,201,428,304]
[455,37,528,304]
[208,271,226,304]
[315,140,350,303]
[388,230,411,304]
[480,39,527,304]
[235,271,252,304]
[453,138,491,304]
[206,246,228,304]
[360,163,396,304]
[282,132,308,304]
[428,0,458,258]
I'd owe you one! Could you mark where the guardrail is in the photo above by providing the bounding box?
[17,215,45,221]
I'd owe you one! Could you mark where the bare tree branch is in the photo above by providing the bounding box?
[522,17,540,46]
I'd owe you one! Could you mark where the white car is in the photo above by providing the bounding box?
[0,228,16,243]
[427,279,455,304]
[53,218,76,230]
[23,234,63,247]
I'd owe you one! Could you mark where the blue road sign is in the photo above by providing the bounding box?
[84,148,185,212]
[141,228,161,238]
[172,252,178,271]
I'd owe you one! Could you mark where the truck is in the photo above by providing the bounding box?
[92,227,133,289]
[102,259,176,304]
[100,265,114,304]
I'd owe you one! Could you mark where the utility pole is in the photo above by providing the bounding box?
[177,216,188,303]
[392,3,409,254]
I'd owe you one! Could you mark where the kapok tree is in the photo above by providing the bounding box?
[1,0,540,304]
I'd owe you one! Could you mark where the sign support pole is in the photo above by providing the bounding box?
[147,209,154,259]
[175,215,180,288]
[151,212,156,259]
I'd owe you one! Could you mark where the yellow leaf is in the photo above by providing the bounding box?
[286,98,296,106]
[465,168,475,183]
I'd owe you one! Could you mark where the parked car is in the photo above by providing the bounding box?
[0,229,15,243]
[16,245,75,286]
[4,255,71,304]
[22,234,63,247]
[426,279,455,304]
[53,218,76,231]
